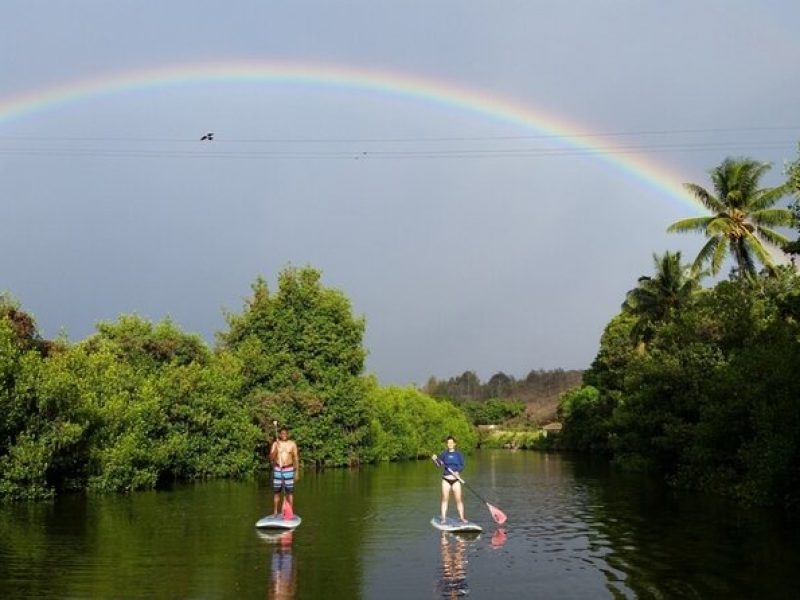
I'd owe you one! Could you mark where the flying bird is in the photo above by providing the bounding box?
[200,132,214,141]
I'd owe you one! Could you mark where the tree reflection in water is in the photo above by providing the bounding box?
[258,530,297,600]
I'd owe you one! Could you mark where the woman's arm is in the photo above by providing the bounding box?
[454,452,465,473]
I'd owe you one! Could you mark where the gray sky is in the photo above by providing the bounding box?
[1,1,799,384]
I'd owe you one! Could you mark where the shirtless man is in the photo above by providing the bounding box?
[270,427,300,516]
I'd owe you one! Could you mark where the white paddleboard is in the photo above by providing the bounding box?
[255,514,302,530]
[430,517,482,532]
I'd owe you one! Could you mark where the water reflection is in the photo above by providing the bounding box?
[258,530,297,600]
[490,527,507,549]
[1,453,798,599]
[437,531,478,598]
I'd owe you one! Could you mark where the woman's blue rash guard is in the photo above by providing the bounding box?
[438,450,465,478]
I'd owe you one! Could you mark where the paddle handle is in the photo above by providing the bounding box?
[271,421,280,465]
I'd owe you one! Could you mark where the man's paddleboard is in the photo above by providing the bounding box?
[430,517,482,532]
[255,514,302,530]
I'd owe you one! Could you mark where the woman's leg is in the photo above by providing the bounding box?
[440,479,451,522]
[453,481,466,521]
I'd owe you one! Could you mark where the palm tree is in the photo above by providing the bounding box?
[622,251,702,343]
[784,148,800,256]
[668,157,792,278]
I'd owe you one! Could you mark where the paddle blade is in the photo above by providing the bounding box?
[486,502,507,525]
[282,499,294,520]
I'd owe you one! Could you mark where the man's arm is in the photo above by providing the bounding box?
[269,441,278,463]
[292,443,300,479]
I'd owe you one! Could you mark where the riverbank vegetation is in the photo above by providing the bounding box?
[425,368,581,424]
[0,267,472,500]
[5,151,799,507]
[558,152,800,509]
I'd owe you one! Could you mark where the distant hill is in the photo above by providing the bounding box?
[423,368,584,424]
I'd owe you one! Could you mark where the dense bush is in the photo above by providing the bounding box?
[460,398,525,425]
[479,429,543,450]
[363,382,476,462]
[560,272,800,508]
[0,311,261,499]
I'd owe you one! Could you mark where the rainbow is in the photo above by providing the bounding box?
[0,60,702,212]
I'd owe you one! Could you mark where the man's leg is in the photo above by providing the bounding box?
[283,468,295,512]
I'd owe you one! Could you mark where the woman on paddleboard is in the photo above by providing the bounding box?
[432,436,467,524]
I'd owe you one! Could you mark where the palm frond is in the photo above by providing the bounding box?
[736,160,772,204]
[667,216,713,233]
[711,237,728,275]
[694,236,721,274]
[755,226,790,247]
[743,232,774,269]
[750,207,794,227]
[683,183,724,212]
[706,216,733,236]
[750,182,791,211]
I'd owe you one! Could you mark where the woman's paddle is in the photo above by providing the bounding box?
[273,421,294,520]
[432,456,507,525]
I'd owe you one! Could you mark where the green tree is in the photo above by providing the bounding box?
[364,380,476,462]
[558,385,612,451]
[220,266,370,466]
[482,372,514,399]
[461,398,525,425]
[668,157,792,278]
[622,251,702,343]
[85,314,210,370]
[783,145,800,255]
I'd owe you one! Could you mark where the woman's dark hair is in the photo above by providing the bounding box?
[446,436,456,442]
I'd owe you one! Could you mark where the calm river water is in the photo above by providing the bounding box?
[1,450,798,599]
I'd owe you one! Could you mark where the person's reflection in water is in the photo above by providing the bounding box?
[437,531,472,598]
[262,530,296,600]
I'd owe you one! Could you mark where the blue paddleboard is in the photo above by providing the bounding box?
[430,517,482,532]
[255,514,302,529]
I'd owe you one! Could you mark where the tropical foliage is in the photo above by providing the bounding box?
[621,251,703,344]
[784,146,800,255]
[425,368,582,424]
[219,267,371,467]
[557,152,800,508]
[425,369,581,403]
[563,271,800,507]
[668,157,792,278]
[1,268,474,500]
[364,382,477,462]
[0,310,260,499]
[460,398,525,425]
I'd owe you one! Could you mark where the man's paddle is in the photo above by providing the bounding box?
[432,456,507,525]
[281,498,294,520]
[273,420,295,520]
